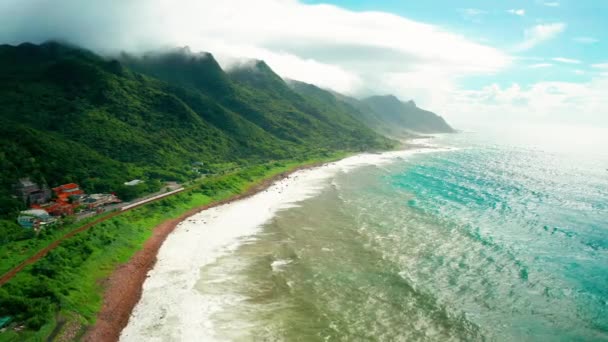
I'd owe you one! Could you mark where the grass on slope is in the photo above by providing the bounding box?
[0,154,348,341]
[0,214,115,277]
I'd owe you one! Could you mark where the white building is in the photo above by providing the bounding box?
[124,179,144,186]
[17,209,56,228]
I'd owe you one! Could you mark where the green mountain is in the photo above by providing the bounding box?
[0,42,394,216]
[360,95,454,135]
[119,47,232,97]
[124,53,391,151]
[285,79,396,138]
[329,91,411,138]
[287,80,454,138]
[286,80,403,138]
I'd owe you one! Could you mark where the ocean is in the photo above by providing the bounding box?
[122,125,608,341]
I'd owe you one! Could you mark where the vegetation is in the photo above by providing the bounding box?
[359,95,454,135]
[0,40,455,340]
[0,42,395,220]
[0,41,402,340]
[0,158,341,341]
[122,52,393,152]
[0,213,115,277]
[289,80,454,137]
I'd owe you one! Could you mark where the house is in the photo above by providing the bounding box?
[52,183,84,200]
[13,178,52,205]
[28,183,87,216]
[27,188,52,205]
[0,316,11,329]
[43,201,76,216]
[17,209,56,228]
[14,178,37,199]
[124,179,143,186]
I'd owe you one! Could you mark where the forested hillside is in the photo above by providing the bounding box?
[288,80,454,138]
[0,42,395,217]
[0,42,458,339]
[360,95,454,135]
[122,52,388,151]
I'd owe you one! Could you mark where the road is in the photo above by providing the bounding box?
[0,182,183,286]
[75,182,182,221]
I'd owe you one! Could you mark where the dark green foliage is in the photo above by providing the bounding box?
[120,48,233,97]
[0,41,401,337]
[290,81,455,137]
[226,61,394,151]
[0,162,314,332]
[113,180,162,201]
[124,53,395,152]
[0,42,394,216]
[0,228,105,329]
[0,220,31,245]
[360,95,454,134]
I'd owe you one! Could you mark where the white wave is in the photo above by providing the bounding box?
[270,259,292,272]
[119,146,445,341]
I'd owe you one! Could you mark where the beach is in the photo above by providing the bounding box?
[82,160,342,342]
[84,144,435,342]
[87,130,608,341]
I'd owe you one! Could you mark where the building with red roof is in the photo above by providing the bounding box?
[29,183,85,216]
[52,183,84,199]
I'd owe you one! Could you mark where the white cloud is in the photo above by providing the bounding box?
[592,63,608,69]
[458,8,486,23]
[515,23,566,51]
[543,2,560,7]
[574,37,599,44]
[552,57,581,64]
[447,75,608,127]
[507,9,526,16]
[0,0,511,104]
[573,70,585,75]
[514,56,545,61]
[529,63,553,68]
[1,0,604,128]
[460,8,486,17]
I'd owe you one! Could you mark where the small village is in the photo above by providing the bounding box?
[0,177,185,333]
[12,177,186,232]
[13,178,122,230]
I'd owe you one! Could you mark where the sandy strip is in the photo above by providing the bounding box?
[86,143,444,342]
[83,163,325,342]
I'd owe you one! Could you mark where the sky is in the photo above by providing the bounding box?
[1,0,607,128]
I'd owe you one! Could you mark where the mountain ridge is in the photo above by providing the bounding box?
[361,94,454,134]
[0,41,455,218]
[0,42,395,216]
[287,79,454,138]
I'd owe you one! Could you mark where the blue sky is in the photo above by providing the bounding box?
[303,0,605,88]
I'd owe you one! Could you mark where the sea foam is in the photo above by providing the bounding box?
[120,144,444,341]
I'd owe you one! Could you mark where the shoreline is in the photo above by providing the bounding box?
[83,160,331,342]
[86,142,440,341]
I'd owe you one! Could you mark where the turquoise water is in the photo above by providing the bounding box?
[199,127,608,341]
